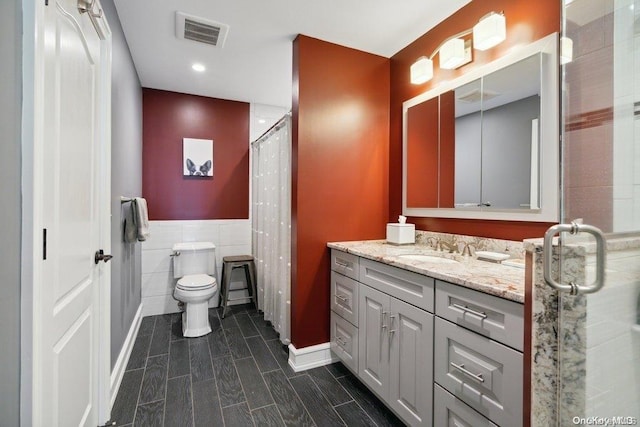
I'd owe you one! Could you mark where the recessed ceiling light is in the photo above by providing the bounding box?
[192,63,206,72]
[258,119,266,124]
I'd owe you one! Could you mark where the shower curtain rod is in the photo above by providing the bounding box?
[251,111,292,147]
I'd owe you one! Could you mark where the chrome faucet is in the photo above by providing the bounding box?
[438,240,459,253]
[425,237,438,250]
[461,243,476,257]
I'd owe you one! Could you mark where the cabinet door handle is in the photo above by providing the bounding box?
[452,303,487,319]
[336,336,348,346]
[381,311,389,330]
[450,362,485,383]
[388,314,396,336]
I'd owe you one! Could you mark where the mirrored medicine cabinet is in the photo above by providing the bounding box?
[402,33,559,222]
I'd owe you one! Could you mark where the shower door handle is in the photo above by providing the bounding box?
[542,221,606,295]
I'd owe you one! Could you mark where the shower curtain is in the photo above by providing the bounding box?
[251,115,291,344]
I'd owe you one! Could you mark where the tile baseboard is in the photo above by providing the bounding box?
[288,342,340,373]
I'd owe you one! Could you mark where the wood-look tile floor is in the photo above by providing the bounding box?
[112,304,405,426]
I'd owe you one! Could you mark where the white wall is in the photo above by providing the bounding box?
[613,0,640,231]
[141,220,252,315]
[585,247,640,417]
[589,2,640,414]
[250,103,289,142]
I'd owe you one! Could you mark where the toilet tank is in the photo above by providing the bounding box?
[172,242,216,278]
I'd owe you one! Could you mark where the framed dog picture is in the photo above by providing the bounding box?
[183,138,213,177]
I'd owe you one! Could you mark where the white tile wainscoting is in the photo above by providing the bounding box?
[141,219,252,316]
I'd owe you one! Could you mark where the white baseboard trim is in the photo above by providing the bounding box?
[110,303,143,409]
[288,342,340,372]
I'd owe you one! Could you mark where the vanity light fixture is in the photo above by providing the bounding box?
[439,37,467,70]
[410,56,434,85]
[560,36,573,65]
[192,63,206,72]
[410,11,506,84]
[473,12,507,51]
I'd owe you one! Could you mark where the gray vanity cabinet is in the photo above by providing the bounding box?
[359,284,390,397]
[330,253,360,374]
[359,283,434,426]
[358,276,433,426]
[389,297,433,426]
[434,384,498,427]
[329,248,524,427]
[434,280,524,427]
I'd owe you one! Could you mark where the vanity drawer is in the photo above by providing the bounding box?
[434,317,523,427]
[435,280,524,351]
[331,250,360,281]
[330,311,358,373]
[359,258,434,312]
[331,271,359,326]
[434,384,497,427]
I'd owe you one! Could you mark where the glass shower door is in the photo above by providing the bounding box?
[555,0,640,422]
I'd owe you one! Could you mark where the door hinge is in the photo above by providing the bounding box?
[42,229,47,260]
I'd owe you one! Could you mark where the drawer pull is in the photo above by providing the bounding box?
[335,294,350,303]
[336,336,348,346]
[452,303,487,319]
[450,362,485,383]
[335,260,351,268]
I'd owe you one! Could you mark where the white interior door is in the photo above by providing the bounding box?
[36,0,111,425]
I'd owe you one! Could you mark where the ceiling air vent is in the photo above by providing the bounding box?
[175,11,229,48]
[456,88,500,103]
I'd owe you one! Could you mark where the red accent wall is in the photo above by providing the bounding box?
[142,89,250,220]
[406,97,439,207]
[389,0,561,240]
[292,35,390,349]
[440,90,456,209]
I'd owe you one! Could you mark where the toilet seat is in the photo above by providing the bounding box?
[176,274,217,291]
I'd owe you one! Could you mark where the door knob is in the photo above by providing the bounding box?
[95,249,113,264]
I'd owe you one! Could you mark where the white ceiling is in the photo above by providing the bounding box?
[113,0,470,108]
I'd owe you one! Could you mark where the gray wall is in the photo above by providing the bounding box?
[0,0,22,424]
[454,111,482,205]
[455,95,540,209]
[101,0,144,368]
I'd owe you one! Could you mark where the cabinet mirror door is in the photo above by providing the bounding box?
[479,54,541,210]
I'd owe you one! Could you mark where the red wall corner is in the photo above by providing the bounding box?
[142,89,250,220]
[291,35,390,349]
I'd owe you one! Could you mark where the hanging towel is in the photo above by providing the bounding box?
[123,202,138,243]
[133,197,150,242]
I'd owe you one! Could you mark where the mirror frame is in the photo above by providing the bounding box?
[402,32,559,222]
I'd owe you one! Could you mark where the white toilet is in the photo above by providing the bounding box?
[171,242,218,337]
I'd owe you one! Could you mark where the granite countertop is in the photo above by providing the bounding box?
[328,240,525,303]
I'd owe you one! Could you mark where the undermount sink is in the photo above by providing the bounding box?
[397,254,459,264]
